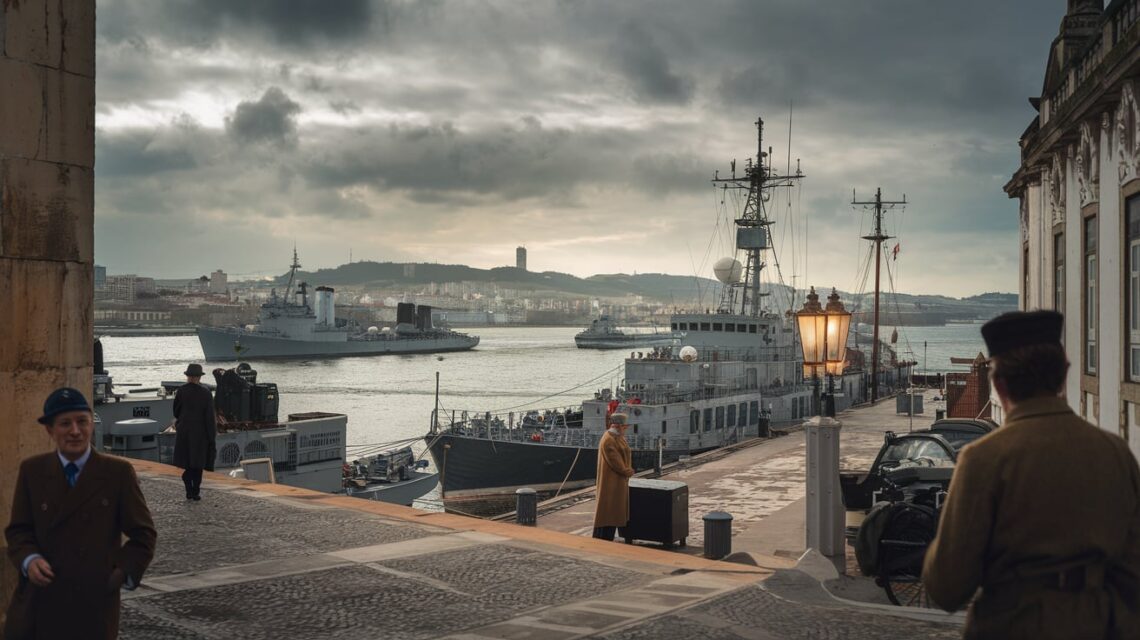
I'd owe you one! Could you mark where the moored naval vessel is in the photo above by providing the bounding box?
[97,363,438,505]
[573,316,678,350]
[196,250,479,361]
[425,116,865,515]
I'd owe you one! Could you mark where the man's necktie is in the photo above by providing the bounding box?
[65,462,79,488]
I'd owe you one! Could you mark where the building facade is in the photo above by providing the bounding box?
[1005,0,1140,457]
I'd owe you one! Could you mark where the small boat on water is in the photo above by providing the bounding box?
[343,446,439,506]
[574,316,678,350]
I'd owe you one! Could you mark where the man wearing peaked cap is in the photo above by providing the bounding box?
[4,387,156,639]
[173,363,217,501]
[593,412,635,541]
[923,311,1140,639]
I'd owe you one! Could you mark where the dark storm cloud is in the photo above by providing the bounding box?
[226,88,303,147]
[95,130,197,178]
[301,120,718,203]
[609,23,695,104]
[98,0,380,48]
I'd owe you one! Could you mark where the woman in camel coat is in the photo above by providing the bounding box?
[593,412,635,541]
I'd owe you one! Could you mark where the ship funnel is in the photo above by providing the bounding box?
[396,302,416,326]
[314,286,336,325]
[416,305,433,330]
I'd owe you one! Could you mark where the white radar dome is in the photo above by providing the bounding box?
[381,326,392,333]
[679,346,699,362]
[713,257,744,284]
[367,326,380,334]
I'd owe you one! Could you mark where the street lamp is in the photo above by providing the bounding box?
[796,287,852,417]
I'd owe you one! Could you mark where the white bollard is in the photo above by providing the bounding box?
[805,415,845,573]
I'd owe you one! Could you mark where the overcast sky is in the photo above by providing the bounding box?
[93,0,1064,297]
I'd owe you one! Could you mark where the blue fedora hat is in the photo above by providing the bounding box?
[38,387,92,425]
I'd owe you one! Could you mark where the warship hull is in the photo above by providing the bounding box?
[574,333,677,350]
[424,432,706,516]
[198,327,480,361]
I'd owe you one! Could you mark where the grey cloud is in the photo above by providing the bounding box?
[98,0,381,49]
[226,88,303,147]
[610,23,694,104]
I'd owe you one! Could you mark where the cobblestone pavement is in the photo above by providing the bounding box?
[119,458,963,639]
[599,581,963,640]
[142,477,439,576]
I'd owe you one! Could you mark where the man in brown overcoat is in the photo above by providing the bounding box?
[173,363,217,501]
[593,412,635,541]
[923,311,1140,639]
[5,387,157,639]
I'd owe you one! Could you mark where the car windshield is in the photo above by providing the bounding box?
[879,438,953,466]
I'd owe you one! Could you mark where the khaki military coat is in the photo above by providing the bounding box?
[4,450,157,640]
[594,430,635,527]
[923,396,1140,639]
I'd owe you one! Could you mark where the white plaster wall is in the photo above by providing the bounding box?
[1027,184,1044,309]
[1129,401,1140,460]
[1100,150,1122,436]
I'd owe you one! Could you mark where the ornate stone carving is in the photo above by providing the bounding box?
[1117,81,1140,184]
[1050,152,1066,225]
[1077,120,1099,207]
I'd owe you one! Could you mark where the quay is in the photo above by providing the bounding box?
[117,391,963,639]
[537,391,941,559]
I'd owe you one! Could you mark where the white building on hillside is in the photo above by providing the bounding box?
[1005,0,1140,457]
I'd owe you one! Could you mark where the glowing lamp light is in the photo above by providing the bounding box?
[796,287,852,378]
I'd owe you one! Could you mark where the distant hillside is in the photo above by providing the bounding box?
[268,260,1017,322]
[280,261,721,300]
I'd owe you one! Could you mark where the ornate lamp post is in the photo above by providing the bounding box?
[796,287,852,417]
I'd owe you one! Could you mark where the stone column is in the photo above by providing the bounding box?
[0,0,96,613]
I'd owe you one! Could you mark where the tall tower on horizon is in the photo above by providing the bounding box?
[516,246,527,271]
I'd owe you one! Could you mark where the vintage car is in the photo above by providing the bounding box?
[840,418,995,512]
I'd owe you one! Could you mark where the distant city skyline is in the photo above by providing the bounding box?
[94,0,1058,297]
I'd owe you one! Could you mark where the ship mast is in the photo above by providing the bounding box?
[851,187,906,403]
[284,246,302,300]
[712,116,803,317]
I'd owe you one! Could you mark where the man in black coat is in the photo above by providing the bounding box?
[173,363,217,501]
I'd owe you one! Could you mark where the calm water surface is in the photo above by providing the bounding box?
[102,324,987,448]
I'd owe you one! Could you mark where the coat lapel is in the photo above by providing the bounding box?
[51,450,108,529]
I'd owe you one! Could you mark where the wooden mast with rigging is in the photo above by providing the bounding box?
[852,188,906,403]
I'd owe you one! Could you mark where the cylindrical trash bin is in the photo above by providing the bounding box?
[516,488,537,526]
[703,511,733,559]
[935,409,945,421]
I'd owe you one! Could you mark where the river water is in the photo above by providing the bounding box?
[101,324,987,451]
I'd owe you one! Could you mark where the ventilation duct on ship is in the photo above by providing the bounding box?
[416,305,433,330]
[396,302,416,326]
[314,286,335,326]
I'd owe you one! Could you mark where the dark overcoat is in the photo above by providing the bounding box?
[173,382,217,471]
[593,430,634,527]
[923,396,1140,639]
[4,450,157,640]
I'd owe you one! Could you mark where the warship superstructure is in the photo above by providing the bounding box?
[426,116,836,515]
[574,316,678,350]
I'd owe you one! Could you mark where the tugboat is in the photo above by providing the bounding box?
[196,249,479,361]
[574,316,678,350]
[425,116,822,516]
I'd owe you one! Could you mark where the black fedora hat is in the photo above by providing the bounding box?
[184,363,206,377]
[981,310,1064,359]
[38,387,92,425]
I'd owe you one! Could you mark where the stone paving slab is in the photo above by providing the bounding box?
[140,475,441,576]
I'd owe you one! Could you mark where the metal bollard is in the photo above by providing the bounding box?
[703,511,733,559]
[516,488,537,526]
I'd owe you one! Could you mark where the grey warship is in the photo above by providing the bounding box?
[574,316,678,350]
[197,250,479,361]
[425,116,867,515]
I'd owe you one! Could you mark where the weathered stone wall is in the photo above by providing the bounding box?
[0,0,95,612]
